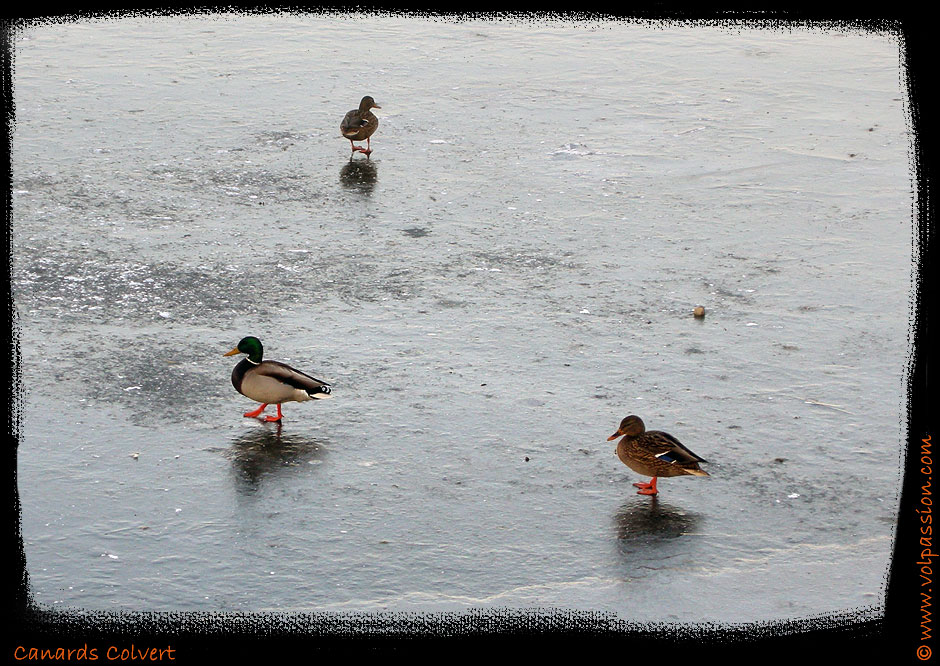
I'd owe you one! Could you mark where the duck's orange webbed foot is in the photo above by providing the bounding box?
[634,478,658,495]
[243,404,268,418]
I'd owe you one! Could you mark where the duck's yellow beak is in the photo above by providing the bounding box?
[223,347,241,356]
[607,431,622,441]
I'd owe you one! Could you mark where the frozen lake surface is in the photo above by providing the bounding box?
[11,14,910,623]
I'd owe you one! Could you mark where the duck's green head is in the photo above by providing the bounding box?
[607,415,646,441]
[224,336,264,363]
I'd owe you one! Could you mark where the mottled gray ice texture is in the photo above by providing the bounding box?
[11,15,910,622]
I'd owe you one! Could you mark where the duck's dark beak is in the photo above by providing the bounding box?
[223,347,240,356]
[607,431,622,441]
[372,103,381,109]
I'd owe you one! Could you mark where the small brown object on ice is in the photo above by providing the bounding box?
[693,306,705,318]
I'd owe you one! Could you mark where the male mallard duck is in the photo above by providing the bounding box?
[607,415,709,495]
[340,95,381,156]
[224,336,332,422]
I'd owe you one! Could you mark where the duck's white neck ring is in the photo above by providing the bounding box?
[245,358,261,366]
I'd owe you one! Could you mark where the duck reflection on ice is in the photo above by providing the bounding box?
[613,497,702,552]
[226,423,328,491]
[339,158,377,194]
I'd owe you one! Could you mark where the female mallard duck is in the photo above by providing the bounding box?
[607,415,709,495]
[224,336,332,422]
[340,95,381,156]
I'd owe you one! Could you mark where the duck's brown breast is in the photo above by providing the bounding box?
[616,439,659,476]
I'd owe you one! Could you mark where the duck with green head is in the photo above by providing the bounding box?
[224,336,332,422]
[340,95,381,156]
[607,415,709,495]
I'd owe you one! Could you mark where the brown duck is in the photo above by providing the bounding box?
[340,95,381,156]
[607,415,709,495]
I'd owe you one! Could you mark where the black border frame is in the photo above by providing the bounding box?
[2,7,933,660]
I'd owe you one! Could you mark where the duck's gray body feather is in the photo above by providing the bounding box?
[232,359,332,405]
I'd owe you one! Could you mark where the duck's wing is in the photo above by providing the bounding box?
[341,110,366,134]
[258,360,332,396]
[643,431,707,464]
